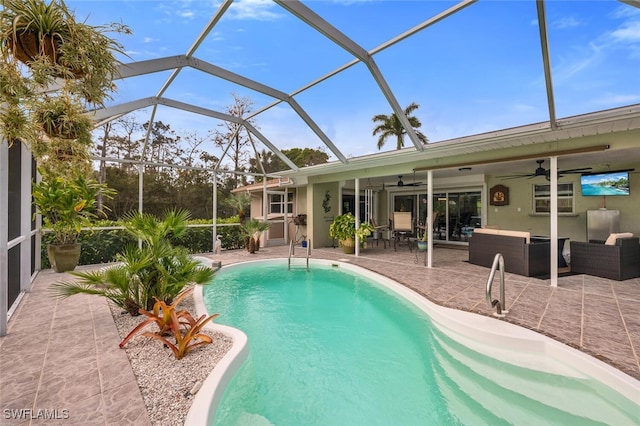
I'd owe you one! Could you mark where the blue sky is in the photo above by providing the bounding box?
[65,0,640,162]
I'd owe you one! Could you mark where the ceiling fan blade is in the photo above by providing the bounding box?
[497,173,534,179]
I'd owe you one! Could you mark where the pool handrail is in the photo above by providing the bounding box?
[486,253,508,317]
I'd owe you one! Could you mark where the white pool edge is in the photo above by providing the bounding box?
[185,258,640,426]
[184,283,249,426]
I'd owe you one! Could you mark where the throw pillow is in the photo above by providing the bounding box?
[604,232,634,245]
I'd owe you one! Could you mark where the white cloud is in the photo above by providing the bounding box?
[594,93,640,106]
[552,16,583,30]
[227,0,283,21]
[609,20,640,43]
[179,10,195,19]
[513,103,536,112]
[611,4,640,19]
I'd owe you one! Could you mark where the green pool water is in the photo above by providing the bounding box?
[203,260,639,426]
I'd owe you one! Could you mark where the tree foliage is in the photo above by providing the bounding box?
[249,147,329,178]
[89,94,329,221]
[372,102,428,150]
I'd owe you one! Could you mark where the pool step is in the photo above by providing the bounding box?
[429,329,637,425]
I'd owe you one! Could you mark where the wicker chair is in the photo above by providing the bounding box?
[570,237,640,281]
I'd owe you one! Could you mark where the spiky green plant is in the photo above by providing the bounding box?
[52,209,216,314]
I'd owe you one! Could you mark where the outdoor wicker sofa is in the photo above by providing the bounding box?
[570,235,640,281]
[468,228,550,277]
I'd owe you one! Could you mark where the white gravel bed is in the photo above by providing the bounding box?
[110,290,233,426]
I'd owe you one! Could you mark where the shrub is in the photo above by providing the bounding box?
[52,209,217,314]
[119,288,219,360]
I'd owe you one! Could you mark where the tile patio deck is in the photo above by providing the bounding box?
[1,243,639,425]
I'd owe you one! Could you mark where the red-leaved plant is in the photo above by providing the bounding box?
[119,288,219,359]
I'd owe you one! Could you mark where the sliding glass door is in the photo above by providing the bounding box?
[433,191,482,243]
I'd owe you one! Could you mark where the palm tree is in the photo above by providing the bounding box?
[52,209,216,314]
[372,102,428,150]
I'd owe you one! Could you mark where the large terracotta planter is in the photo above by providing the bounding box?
[341,238,355,254]
[47,243,81,273]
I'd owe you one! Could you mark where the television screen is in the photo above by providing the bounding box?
[580,171,630,196]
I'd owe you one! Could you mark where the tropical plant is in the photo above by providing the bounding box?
[32,174,115,245]
[372,102,428,150]
[240,218,270,253]
[33,94,93,142]
[224,192,250,222]
[0,0,130,105]
[118,288,219,360]
[118,288,195,346]
[0,0,130,176]
[163,309,218,359]
[329,213,374,243]
[51,209,216,313]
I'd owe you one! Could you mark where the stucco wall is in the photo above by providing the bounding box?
[485,160,640,241]
[309,182,340,248]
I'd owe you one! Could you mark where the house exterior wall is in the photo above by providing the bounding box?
[485,159,640,241]
[309,182,339,249]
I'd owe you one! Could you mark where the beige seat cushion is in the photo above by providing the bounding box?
[473,227,530,243]
[604,232,634,245]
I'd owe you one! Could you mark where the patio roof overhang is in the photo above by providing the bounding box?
[275,104,640,187]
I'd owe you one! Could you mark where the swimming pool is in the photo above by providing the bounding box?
[188,259,640,425]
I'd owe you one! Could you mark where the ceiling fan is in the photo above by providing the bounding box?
[498,159,592,181]
[389,175,423,187]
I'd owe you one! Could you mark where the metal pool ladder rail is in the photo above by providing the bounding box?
[288,239,311,270]
[486,253,508,318]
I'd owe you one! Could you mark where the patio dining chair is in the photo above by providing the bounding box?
[392,211,413,251]
[369,217,389,248]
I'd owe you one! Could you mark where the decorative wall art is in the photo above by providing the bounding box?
[490,185,509,206]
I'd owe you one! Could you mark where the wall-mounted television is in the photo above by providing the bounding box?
[580,171,630,196]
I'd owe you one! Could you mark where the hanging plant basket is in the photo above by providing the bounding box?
[33,95,93,141]
[10,30,59,65]
[1,0,131,105]
[10,30,87,78]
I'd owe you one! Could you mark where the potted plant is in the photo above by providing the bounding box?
[33,94,93,142]
[329,213,374,254]
[0,0,130,175]
[416,231,428,252]
[32,174,114,272]
[240,219,271,253]
[0,0,130,105]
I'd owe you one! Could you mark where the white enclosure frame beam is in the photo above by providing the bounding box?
[536,0,557,128]
[275,0,427,152]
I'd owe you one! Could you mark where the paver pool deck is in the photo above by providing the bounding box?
[1,244,638,425]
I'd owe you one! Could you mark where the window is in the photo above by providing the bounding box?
[269,192,293,214]
[533,183,574,214]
